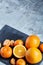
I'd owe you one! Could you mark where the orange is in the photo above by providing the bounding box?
[14,39,24,46]
[25,48,42,64]
[39,44,43,52]
[25,35,40,49]
[16,59,26,65]
[1,46,12,58]
[13,45,26,58]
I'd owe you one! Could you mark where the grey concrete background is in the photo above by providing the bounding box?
[0,0,43,65]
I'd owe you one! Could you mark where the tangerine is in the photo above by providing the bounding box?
[16,59,26,65]
[14,39,24,46]
[1,46,12,58]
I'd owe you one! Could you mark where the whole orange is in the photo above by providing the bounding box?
[16,59,26,65]
[39,44,43,52]
[25,48,42,64]
[1,46,12,58]
[25,35,40,49]
[14,39,24,46]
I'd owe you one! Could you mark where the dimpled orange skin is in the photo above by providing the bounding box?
[14,39,24,46]
[39,44,43,52]
[1,46,12,58]
[16,59,26,65]
[25,35,40,49]
[25,48,42,64]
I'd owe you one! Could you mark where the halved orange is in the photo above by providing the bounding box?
[13,45,26,58]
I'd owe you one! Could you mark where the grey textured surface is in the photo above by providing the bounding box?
[0,0,43,65]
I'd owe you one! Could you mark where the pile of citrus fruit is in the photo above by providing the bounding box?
[0,35,43,65]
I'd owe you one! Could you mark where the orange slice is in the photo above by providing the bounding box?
[13,45,26,58]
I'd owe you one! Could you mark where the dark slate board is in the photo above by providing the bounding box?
[0,25,43,65]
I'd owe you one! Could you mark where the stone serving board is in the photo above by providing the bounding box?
[0,25,43,65]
